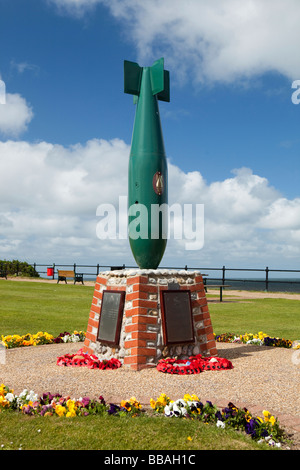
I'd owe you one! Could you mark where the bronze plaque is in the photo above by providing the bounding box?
[160,290,194,345]
[97,290,125,346]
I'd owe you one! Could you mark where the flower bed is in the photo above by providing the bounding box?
[1,331,86,349]
[0,384,286,447]
[214,331,298,349]
[1,329,298,350]
[150,393,284,447]
[157,354,233,374]
[0,384,142,418]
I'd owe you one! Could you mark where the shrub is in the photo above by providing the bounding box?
[0,259,39,278]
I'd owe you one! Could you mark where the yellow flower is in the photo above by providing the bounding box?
[66,399,77,417]
[187,436,192,441]
[184,393,200,402]
[129,397,142,409]
[0,396,9,408]
[150,393,171,411]
[120,400,131,411]
[157,393,170,406]
[150,398,156,409]
[66,399,76,408]
[262,410,271,422]
[269,415,276,426]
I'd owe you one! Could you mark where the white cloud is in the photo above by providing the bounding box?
[47,0,101,16]
[259,198,300,229]
[0,93,34,137]
[49,0,300,85]
[10,60,40,75]
[0,137,299,267]
[0,138,130,263]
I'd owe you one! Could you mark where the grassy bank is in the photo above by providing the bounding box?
[0,410,271,451]
[0,280,93,336]
[209,297,300,341]
[0,280,299,340]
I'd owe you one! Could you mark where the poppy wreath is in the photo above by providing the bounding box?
[56,348,122,370]
[157,354,233,375]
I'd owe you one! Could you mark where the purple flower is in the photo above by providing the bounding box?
[107,403,120,415]
[40,404,53,416]
[245,418,260,438]
[41,392,56,404]
[99,395,106,405]
[81,397,90,408]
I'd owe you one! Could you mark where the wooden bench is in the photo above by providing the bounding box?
[204,284,231,302]
[57,270,84,284]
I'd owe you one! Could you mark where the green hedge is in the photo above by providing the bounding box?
[0,259,39,278]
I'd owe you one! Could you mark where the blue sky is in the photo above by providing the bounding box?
[0,0,300,273]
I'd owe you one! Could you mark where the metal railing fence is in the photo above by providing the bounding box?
[24,263,300,292]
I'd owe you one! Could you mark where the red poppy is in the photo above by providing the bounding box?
[157,354,233,374]
[56,350,122,370]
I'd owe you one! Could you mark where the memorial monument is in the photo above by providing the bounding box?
[83,59,217,370]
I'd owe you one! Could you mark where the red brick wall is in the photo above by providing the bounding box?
[83,271,217,370]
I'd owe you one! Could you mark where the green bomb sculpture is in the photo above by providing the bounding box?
[124,58,170,269]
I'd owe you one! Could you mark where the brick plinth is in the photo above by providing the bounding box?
[83,269,217,370]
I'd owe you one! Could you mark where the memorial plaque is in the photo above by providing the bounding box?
[160,290,194,345]
[97,290,125,346]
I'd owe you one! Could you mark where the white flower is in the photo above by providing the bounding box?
[181,407,189,416]
[216,420,225,429]
[187,400,200,411]
[26,391,38,402]
[164,405,173,417]
[246,338,263,345]
[70,334,80,342]
[172,403,181,416]
[174,399,187,407]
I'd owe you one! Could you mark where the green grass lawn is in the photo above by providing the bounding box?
[209,296,300,341]
[0,280,299,341]
[0,411,272,451]
[0,280,93,336]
